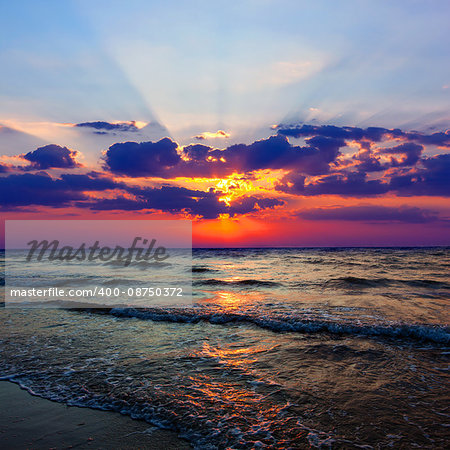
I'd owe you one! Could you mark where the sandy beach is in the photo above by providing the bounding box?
[0,381,190,449]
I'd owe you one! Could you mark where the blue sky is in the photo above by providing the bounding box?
[1,0,449,145]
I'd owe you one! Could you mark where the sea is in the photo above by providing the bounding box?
[0,247,449,448]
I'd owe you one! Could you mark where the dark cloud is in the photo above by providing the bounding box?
[85,185,284,219]
[271,124,449,197]
[277,151,450,197]
[299,205,439,223]
[76,197,148,211]
[389,154,450,196]
[0,172,84,208]
[59,172,123,191]
[2,124,449,218]
[104,135,345,178]
[22,144,80,170]
[277,124,450,148]
[277,125,397,142]
[214,134,344,174]
[103,138,181,177]
[353,150,385,173]
[354,142,423,173]
[277,171,389,197]
[0,169,284,218]
[377,142,423,167]
[102,131,449,198]
[0,172,121,209]
[76,121,139,133]
[182,144,211,161]
[227,196,284,216]
[133,186,222,218]
[405,130,450,148]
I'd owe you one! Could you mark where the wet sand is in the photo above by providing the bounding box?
[0,381,191,449]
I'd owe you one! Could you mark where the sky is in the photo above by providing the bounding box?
[0,0,449,246]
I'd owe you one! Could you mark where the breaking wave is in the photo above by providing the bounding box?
[84,307,450,344]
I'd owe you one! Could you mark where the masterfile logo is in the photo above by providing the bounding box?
[5,220,192,308]
[26,237,169,266]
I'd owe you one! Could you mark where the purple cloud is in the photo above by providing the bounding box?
[0,172,121,209]
[104,135,345,178]
[389,154,450,196]
[354,142,424,173]
[85,185,284,219]
[377,142,423,167]
[0,170,284,218]
[0,172,85,208]
[76,121,140,133]
[277,124,450,148]
[103,138,181,177]
[22,144,81,170]
[277,171,389,197]
[2,124,449,218]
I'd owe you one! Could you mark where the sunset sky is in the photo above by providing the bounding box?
[1,0,449,246]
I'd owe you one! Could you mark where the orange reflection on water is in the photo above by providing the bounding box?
[216,291,247,310]
[207,290,267,311]
[200,342,258,367]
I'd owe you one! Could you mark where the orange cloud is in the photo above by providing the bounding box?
[194,130,230,140]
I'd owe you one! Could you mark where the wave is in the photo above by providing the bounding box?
[103,260,171,270]
[0,377,335,449]
[191,266,216,273]
[324,276,450,290]
[193,275,449,291]
[83,307,450,344]
[193,278,281,287]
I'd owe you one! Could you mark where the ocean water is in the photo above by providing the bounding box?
[0,248,449,448]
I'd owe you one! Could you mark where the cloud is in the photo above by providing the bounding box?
[104,135,345,178]
[277,151,450,198]
[103,138,181,177]
[377,142,423,167]
[269,124,450,197]
[59,172,123,191]
[354,142,423,172]
[75,121,142,133]
[22,144,81,169]
[277,124,450,148]
[407,130,450,148]
[219,135,344,174]
[298,205,440,223]
[101,129,450,198]
[278,124,393,142]
[227,196,284,216]
[2,123,449,221]
[0,170,284,218]
[194,130,230,140]
[85,185,284,219]
[277,171,389,197]
[182,144,211,161]
[0,172,121,209]
[389,154,450,196]
[0,172,84,208]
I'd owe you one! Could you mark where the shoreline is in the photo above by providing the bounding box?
[0,381,191,449]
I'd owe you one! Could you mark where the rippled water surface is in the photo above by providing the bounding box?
[1,248,449,448]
